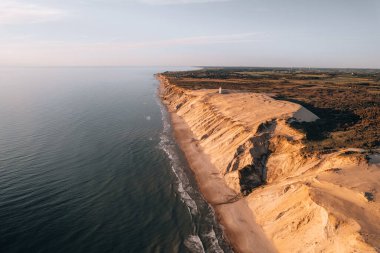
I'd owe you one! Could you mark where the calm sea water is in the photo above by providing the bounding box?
[0,67,232,253]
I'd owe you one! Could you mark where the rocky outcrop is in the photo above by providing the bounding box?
[159,75,380,253]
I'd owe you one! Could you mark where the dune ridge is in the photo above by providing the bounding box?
[159,75,380,253]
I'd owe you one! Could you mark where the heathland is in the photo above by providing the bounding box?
[163,67,379,151]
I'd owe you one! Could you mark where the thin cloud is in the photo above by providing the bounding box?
[139,0,232,5]
[0,33,264,66]
[0,1,66,25]
[0,33,263,52]
[115,33,262,48]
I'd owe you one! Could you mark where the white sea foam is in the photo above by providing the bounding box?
[184,235,205,253]
[158,102,198,215]
[204,227,224,253]
[156,94,227,253]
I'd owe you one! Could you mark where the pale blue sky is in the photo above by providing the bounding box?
[0,0,379,68]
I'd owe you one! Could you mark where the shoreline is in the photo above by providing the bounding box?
[159,81,277,253]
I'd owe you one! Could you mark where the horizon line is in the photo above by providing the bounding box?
[0,65,379,70]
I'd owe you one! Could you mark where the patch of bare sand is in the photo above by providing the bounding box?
[170,112,277,253]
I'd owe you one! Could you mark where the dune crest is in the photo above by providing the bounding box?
[159,75,380,253]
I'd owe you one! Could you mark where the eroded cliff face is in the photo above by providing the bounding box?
[159,75,380,253]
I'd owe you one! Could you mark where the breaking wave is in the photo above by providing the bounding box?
[156,94,230,253]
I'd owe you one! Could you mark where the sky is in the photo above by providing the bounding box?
[0,0,379,68]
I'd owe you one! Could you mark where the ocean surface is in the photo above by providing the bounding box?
[0,67,232,253]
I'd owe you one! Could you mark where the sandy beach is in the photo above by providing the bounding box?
[169,111,277,253]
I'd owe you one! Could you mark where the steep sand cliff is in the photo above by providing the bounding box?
[159,75,380,253]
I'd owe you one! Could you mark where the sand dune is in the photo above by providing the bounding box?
[159,75,380,253]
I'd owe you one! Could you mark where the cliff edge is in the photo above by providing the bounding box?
[159,74,380,253]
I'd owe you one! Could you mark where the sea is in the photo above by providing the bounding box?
[0,67,233,253]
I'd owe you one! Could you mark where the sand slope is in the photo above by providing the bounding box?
[159,75,380,253]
